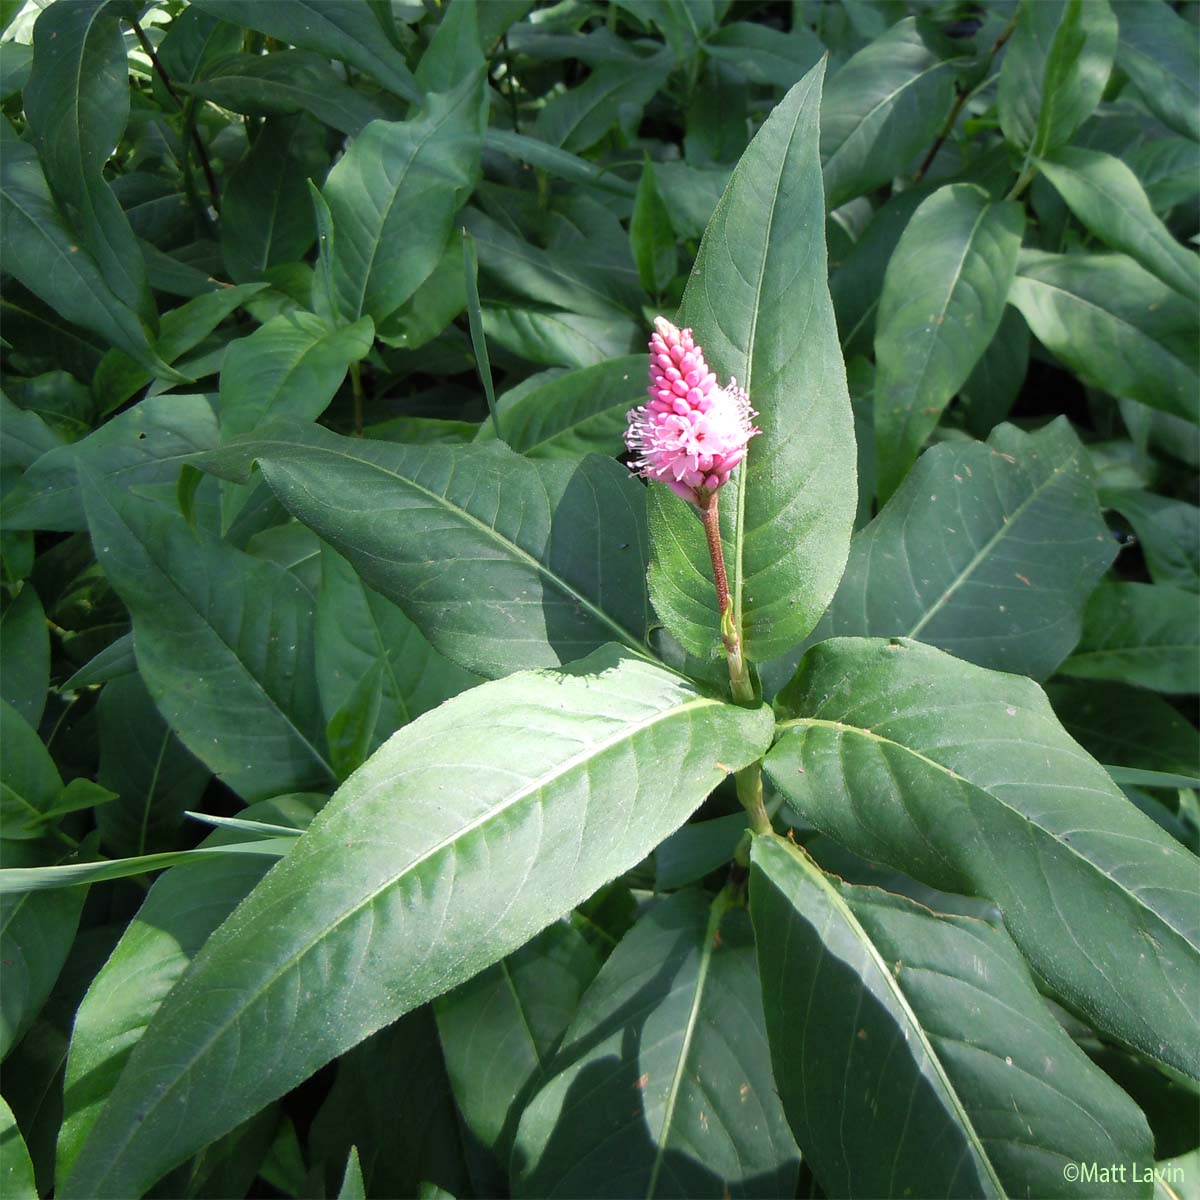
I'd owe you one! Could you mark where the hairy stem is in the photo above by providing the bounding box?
[698,490,754,705]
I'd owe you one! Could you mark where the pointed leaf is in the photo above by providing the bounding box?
[1110,0,1199,141]
[0,1097,35,1200]
[62,647,774,1198]
[766,637,1200,1081]
[199,422,653,679]
[750,835,1154,1199]
[649,63,857,662]
[0,586,48,728]
[81,479,334,802]
[874,185,1025,499]
[512,890,799,1199]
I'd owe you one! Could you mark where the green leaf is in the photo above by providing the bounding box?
[199,422,652,679]
[415,0,485,95]
[631,159,676,297]
[0,839,294,896]
[309,1010,469,1200]
[702,22,823,89]
[61,647,774,1198]
[820,19,958,210]
[959,306,1030,437]
[513,889,799,1199]
[154,5,244,87]
[1050,679,1200,778]
[0,586,48,728]
[316,546,477,759]
[323,73,485,323]
[873,184,1025,499]
[191,0,419,102]
[480,305,641,370]
[1061,582,1199,694]
[1110,0,1199,141]
[0,1097,35,1200]
[95,673,209,858]
[805,420,1114,681]
[217,312,375,440]
[998,0,1118,156]
[649,64,857,663]
[54,794,320,1189]
[1038,147,1199,301]
[221,115,329,282]
[533,55,672,154]
[1,394,220,533]
[473,357,643,459]
[24,0,154,324]
[434,922,598,1190]
[483,130,637,198]
[766,637,1200,1081]
[1127,137,1200,216]
[1102,488,1200,592]
[750,834,1154,1200]
[1009,251,1199,423]
[93,284,269,416]
[1,840,86,1060]
[0,126,166,377]
[183,51,390,137]
[337,1147,366,1200]
[81,477,334,802]
[0,699,62,840]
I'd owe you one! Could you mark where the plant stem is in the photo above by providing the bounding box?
[350,361,365,436]
[735,762,772,837]
[131,17,221,213]
[698,490,753,705]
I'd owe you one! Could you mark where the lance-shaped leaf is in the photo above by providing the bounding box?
[191,0,419,102]
[199,422,652,679]
[61,647,774,1198]
[322,72,484,323]
[81,477,334,802]
[1061,582,1200,694]
[820,19,958,210]
[750,835,1154,1199]
[874,184,1025,499]
[648,63,857,663]
[1038,147,1199,301]
[765,637,1200,1081]
[54,795,320,1189]
[512,890,800,1199]
[24,0,154,325]
[1110,0,1199,142]
[807,420,1114,681]
[0,1096,35,1199]
[1009,251,1199,423]
[998,0,1117,156]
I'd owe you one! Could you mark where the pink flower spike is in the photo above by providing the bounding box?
[624,317,760,504]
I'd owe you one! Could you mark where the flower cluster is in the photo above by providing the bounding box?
[625,317,760,502]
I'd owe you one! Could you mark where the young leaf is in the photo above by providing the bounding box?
[323,72,485,324]
[61,647,774,1198]
[750,835,1154,1199]
[81,477,334,802]
[649,62,858,663]
[217,312,375,440]
[873,184,1024,499]
[820,19,957,210]
[1061,582,1200,694]
[805,420,1114,682]
[199,422,653,679]
[1040,147,1198,302]
[53,795,320,1188]
[766,637,1200,1082]
[1009,251,1199,423]
[512,890,800,1199]
[631,158,676,297]
[998,0,1118,156]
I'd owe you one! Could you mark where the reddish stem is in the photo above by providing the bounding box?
[699,491,729,618]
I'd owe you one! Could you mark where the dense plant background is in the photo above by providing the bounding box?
[0,0,1197,1198]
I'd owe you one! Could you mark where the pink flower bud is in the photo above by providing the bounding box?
[624,317,760,503]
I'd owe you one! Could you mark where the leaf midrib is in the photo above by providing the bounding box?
[762,836,1005,1197]
[260,439,655,661]
[79,689,725,1191]
[773,717,1196,947]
